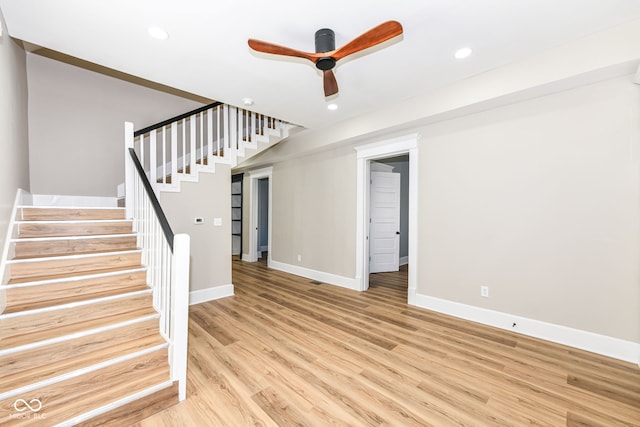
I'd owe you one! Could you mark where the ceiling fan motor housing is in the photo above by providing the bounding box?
[315,28,336,70]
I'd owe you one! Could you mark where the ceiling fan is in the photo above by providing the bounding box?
[248,21,403,97]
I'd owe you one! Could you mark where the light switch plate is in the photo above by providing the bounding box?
[213,217,222,226]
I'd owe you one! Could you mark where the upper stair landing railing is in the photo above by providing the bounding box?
[132,102,294,194]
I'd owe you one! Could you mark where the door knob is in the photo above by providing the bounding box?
[395,231,400,235]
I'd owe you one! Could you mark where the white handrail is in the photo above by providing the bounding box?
[125,121,190,401]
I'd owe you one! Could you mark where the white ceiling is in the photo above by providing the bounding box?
[2,0,640,129]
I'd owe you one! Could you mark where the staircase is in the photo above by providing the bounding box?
[0,203,177,426]
[131,102,296,196]
[0,101,292,425]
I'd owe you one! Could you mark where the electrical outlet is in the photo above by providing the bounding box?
[297,254,302,262]
[480,286,489,298]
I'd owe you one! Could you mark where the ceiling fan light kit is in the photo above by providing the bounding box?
[248,21,403,97]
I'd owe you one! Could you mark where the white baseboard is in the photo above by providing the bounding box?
[399,256,409,266]
[413,293,640,365]
[189,284,234,305]
[269,260,358,291]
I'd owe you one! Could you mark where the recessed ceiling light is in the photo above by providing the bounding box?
[454,47,472,59]
[242,98,254,106]
[327,103,338,111]
[148,27,169,40]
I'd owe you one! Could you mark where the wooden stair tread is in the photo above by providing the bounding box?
[18,221,133,238]
[5,282,149,313]
[0,324,165,393]
[12,247,139,260]
[0,349,170,426]
[21,207,125,221]
[13,235,138,258]
[1,292,153,337]
[0,303,156,350]
[7,265,145,285]
[5,269,146,292]
[9,252,142,281]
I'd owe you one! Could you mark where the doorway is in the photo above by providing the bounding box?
[257,177,269,259]
[369,155,409,273]
[246,167,272,266]
[355,134,418,303]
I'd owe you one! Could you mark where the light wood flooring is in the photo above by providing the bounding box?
[137,258,640,426]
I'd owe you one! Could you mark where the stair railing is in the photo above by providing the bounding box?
[124,122,190,401]
[132,101,291,195]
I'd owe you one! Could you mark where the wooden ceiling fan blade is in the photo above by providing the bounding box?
[323,70,338,96]
[332,21,403,61]
[248,39,317,62]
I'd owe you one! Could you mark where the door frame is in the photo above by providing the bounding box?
[246,167,273,266]
[355,134,418,303]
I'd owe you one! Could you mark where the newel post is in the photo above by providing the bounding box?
[124,121,135,220]
[172,233,190,401]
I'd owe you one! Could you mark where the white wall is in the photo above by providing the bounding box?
[0,9,29,254]
[418,74,640,343]
[271,146,357,279]
[160,168,232,295]
[252,73,639,351]
[26,53,203,197]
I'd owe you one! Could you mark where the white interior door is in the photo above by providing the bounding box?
[369,171,401,273]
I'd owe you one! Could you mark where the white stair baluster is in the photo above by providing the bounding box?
[207,107,213,164]
[162,126,167,185]
[181,118,186,175]
[251,111,256,142]
[171,123,178,187]
[229,106,238,166]
[223,105,229,161]
[216,105,221,156]
[150,130,157,192]
[199,111,204,166]
[190,113,196,176]
[139,135,145,173]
